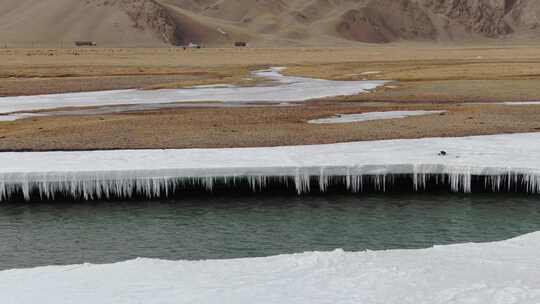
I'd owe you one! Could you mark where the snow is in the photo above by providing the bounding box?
[217,27,227,35]
[309,110,446,124]
[0,113,44,121]
[1,232,540,304]
[189,84,236,89]
[1,132,540,200]
[361,70,382,75]
[0,68,386,114]
[503,101,540,105]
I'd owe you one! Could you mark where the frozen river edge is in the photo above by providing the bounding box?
[2,231,539,304]
[1,132,540,201]
[0,67,386,115]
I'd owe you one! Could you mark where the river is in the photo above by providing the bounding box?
[1,192,539,270]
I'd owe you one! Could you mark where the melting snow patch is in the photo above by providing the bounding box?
[0,68,387,114]
[1,232,540,304]
[361,70,382,75]
[0,113,45,121]
[309,110,446,124]
[1,132,540,201]
[502,101,540,105]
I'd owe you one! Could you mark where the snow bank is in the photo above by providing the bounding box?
[0,68,386,114]
[1,132,540,201]
[1,232,540,304]
[309,110,446,124]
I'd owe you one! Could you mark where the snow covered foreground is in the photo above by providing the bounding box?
[2,132,540,200]
[2,232,540,304]
[0,67,385,114]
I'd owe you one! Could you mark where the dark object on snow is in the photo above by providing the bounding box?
[438,151,447,156]
[75,41,97,47]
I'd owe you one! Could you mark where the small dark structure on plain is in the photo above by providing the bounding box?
[183,42,201,50]
[234,41,248,47]
[75,41,97,47]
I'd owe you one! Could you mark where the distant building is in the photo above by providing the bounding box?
[182,42,202,49]
[75,41,97,47]
[234,41,248,47]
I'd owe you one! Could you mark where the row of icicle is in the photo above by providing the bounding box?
[0,171,539,201]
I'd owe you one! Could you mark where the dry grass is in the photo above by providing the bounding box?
[1,102,540,151]
[2,45,540,150]
[3,45,540,100]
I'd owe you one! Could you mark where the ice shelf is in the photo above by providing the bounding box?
[1,232,540,304]
[1,132,540,201]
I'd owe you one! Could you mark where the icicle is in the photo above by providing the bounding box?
[319,168,328,192]
[0,166,539,202]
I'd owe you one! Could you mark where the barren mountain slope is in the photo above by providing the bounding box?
[1,0,540,46]
[0,0,178,47]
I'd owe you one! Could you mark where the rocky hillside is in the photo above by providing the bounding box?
[0,0,539,47]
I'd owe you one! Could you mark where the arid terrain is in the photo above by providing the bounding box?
[2,0,540,47]
[0,45,540,151]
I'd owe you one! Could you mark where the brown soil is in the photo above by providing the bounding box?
[1,46,540,151]
[1,102,539,151]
